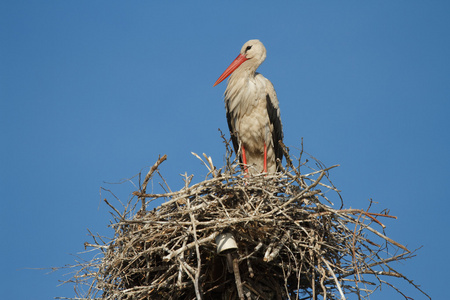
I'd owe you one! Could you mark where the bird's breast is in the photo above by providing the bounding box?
[225,74,266,118]
[225,75,272,151]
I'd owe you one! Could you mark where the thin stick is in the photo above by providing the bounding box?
[162,232,219,262]
[139,154,167,211]
[233,256,245,300]
[322,258,346,300]
[187,195,202,300]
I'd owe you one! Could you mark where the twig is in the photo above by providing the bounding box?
[323,258,346,300]
[139,154,167,211]
[162,232,219,262]
[233,256,245,300]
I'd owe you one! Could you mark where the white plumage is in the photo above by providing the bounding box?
[214,39,283,174]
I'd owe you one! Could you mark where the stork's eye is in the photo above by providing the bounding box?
[245,45,252,52]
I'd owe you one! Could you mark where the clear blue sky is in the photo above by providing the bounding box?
[1,1,449,299]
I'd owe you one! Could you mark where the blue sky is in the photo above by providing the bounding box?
[1,1,449,299]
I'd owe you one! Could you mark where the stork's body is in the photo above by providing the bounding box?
[214,40,283,174]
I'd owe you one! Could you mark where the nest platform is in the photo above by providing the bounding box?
[63,146,428,300]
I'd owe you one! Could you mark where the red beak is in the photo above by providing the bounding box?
[213,54,248,86]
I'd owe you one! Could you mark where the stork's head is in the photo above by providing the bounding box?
[213,39,267,87]
[240,39,266,66]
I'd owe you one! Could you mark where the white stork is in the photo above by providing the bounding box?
[214,39,283,174]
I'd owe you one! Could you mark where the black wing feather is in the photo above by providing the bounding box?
[266,94,284,168]
[225,102,241,163]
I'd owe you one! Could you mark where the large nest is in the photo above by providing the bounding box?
[62,143,429,300]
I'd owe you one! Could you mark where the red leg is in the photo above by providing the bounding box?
[241,145,248,174]
[263,142,267,173]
